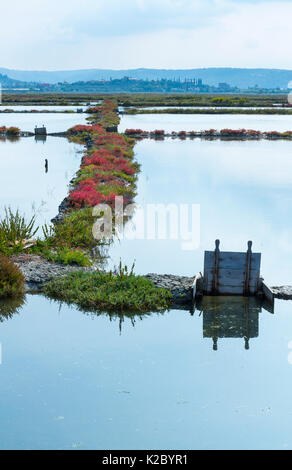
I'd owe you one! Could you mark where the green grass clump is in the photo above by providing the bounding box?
[0,256,25,298]
[43,264,172,313]
[42,209,99,250]
[6,127,20,136]
[43,247,92,267]
[0,208,101,265]
[0,208,38,255]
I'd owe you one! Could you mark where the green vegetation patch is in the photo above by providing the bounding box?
[42,209,99,250]
[39,246,92,267]
[43,266,172,313]
[0,208,100,267]
[0,208,38,256]
[125,107,292,116]
[0,256,25,298]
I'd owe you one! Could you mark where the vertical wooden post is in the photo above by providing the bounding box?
[243,299,250,349]
[244,241,252,296]
[212,239,220,294]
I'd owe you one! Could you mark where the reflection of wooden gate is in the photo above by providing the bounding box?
[203,240,261,296]
[201,296,260,350]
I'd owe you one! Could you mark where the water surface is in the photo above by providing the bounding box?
[0,113,89,134]
[0,106,85,112]
[0,137,83,229]
[1,113,292,450]
[109,138,292,286]
[0,294,291,450]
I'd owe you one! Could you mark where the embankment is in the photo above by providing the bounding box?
[124,128,292,140]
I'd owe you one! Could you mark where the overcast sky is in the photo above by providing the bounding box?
[1,0,291,70]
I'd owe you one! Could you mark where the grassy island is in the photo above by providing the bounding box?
[43,264,172,313]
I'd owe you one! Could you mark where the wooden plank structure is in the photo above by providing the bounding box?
[203,240,261,296]
[34,125,47,136]
[193,239,274,306]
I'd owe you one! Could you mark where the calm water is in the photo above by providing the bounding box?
[119,113,292,133]
[0,294,292,450]
[0,137,83,229]
[1,112,292,449]
[0,106,85,112]
[0,102,100,112]
[0,112,89,134]
[108,137,292,286]
[0,111,87,229]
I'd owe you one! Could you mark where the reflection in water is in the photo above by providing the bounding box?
[0,136,20,143]
[0,295,26,321]
[98,310,165,335]
[35,134,47,143]
[195,296,273,351]
[0,293,292,449]
[54,297,165,334]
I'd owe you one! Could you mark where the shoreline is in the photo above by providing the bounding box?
[124,129,292,140]
[123,108,292,116]
[13,254,194,307]
[14,254,292,305]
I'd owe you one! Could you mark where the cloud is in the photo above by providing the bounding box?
[0,0,292,69]
[63,0,225,38]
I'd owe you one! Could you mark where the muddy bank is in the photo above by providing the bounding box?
[12,255,94,291]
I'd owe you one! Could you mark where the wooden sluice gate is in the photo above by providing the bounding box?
[34,125,47,136]
[193,240,275,307]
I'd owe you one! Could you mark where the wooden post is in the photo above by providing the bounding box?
[244,241,252,296]
[212,239,220,294]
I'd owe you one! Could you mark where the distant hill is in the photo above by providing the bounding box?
[0,73,30,89]
[1,67,292,88]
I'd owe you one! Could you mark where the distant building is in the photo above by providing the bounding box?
[192,78,203,87]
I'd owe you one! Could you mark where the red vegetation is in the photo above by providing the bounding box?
[220,128,248,136]
[125,129,144,135]
[0,126,20,136]
[152,130,165,136]
[68,123,105,135]
[203,129,217,135]
[246,129,261,136]
[67,101,137,209]
[86,100,119,128]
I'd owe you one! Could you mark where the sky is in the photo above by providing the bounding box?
[1,0,292,70]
